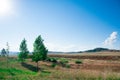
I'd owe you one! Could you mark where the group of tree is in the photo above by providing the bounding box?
[0,42,10,68]
[0,42,9,57]
[1,48,7,57]
[18,35,48,71]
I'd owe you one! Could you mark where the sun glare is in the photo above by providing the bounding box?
[0,0,13,16]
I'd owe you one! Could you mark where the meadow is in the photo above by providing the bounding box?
[0,52,120,80]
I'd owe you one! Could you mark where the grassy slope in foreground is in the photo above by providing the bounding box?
[0,52,120,80]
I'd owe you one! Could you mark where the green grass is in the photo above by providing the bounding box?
[40,70,51,77]
[0,68,37,80]
[0,68,36,75]
[0,57,37,80]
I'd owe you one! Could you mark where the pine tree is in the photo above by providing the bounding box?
[18,38,29,62]
[1,48,7,57]
[32,35,48,71]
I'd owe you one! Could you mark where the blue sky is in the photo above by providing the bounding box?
[0,0,119,52]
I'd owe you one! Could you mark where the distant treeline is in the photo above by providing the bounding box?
[83,48,120,53]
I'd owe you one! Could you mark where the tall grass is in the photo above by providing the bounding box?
[49,69,120,80]
[0,57,120,80]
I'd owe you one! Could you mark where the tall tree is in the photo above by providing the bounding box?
[6,42,9,68]
[32,35,48,71]
[6,42,9,57]
[18,38,29,62]
[1,48,7,57]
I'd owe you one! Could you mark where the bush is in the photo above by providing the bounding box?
[65,64,71,68]
[46,57,57,63]
[0,75,4,79]
[59,58,69,67]
[59,58,69,64]
[75,60,82,64]
[46,57,50,61]
[51,63,57,68]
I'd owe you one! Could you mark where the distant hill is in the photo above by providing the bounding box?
[49,48,120,54]
[84,48,109,52]
[83,48,120,53]
[48,51,64,54]
[6,52,19,56]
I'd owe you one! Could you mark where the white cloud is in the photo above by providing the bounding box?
[103,31,117,46]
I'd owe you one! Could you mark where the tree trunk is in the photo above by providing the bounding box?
[37,62,39,72]
[6,53,9,68]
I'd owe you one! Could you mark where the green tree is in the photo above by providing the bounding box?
[1,48,7,57]
[18,38,29,62]
[32,35,48,71]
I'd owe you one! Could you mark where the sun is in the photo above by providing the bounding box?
[0,0,13,16]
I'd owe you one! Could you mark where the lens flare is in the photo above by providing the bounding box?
[0,0,13,16]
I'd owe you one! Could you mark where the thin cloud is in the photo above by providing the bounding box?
[103,31,117,46]
[45,43,79,52]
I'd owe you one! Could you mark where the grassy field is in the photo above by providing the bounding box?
[0,52,120,80]
[49,52,120,60]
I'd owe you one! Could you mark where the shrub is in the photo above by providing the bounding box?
[46,57,57,63]
[59,58,69,64]
[27,55,33,59]
[59,58,69,67]
[0,75,4,79]
[51,63,57,68]
[51,58,57,63]
[46,57,50,61]
[75,60,82,64]
[65,64,71,68]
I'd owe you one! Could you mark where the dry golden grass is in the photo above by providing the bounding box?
[1,52,120,80]
[49,52,120,60]
[22,57,120,79]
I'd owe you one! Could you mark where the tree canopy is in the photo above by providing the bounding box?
[18,38,29,61]
[32,35,48,62]
[1,48,7,57]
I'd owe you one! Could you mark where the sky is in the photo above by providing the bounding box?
[0,0,120,52]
